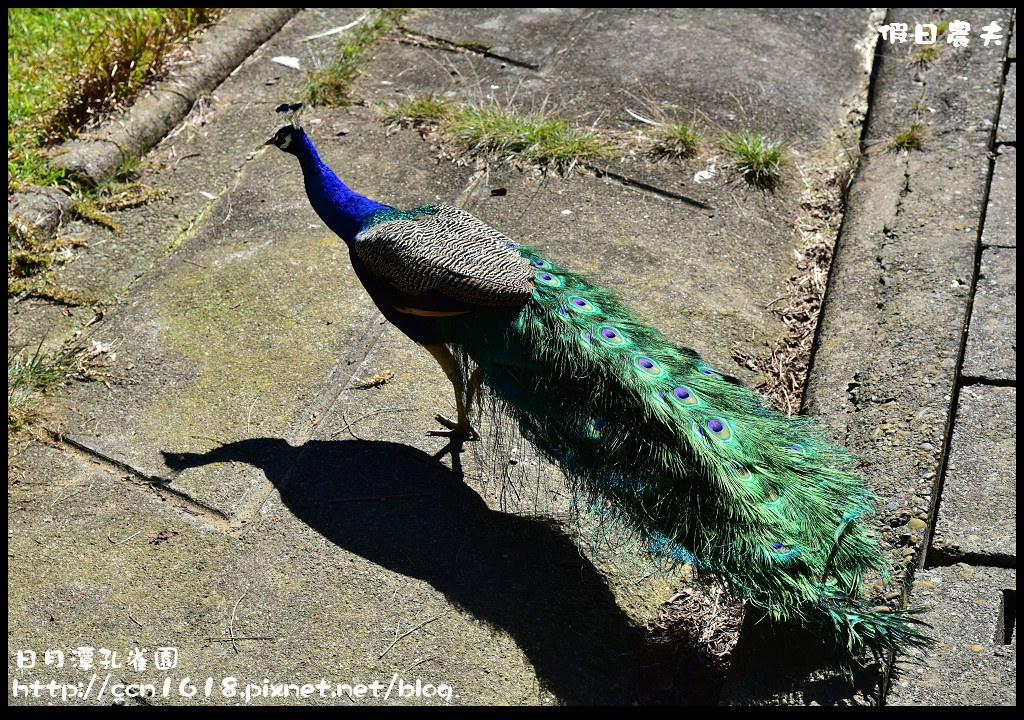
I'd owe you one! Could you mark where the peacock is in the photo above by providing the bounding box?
[265,109,929,674]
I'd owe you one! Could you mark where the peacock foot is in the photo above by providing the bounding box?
[428,414,480,441]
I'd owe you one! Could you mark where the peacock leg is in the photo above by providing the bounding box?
[422,343,480,441]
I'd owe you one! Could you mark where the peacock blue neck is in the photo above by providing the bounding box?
[293,132,390,244]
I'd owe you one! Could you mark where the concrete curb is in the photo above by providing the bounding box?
[51,7,298,189]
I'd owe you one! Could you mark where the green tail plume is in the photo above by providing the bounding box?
[441,245,930,668]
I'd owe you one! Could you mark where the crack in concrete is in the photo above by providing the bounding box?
[397,29,541,71]
[583,163,714,210]
[41,429,234,531]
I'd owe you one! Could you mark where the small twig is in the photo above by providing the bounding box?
[204,636,276,642]
[403,656,438,673]
[378,613,446,659]
[333,407,418,439]
[339,413,364,441]
[302,14,367,41]
[171,152,201,169]
[624,107,660,126]
[246,397,258,434]
[183,259,207,269]
[126,605,144,628]
[107,529,141,547]
[50,483,92,508]
[229,593,247,654]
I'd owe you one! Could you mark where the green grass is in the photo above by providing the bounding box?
[444,105,615,172]
[722,131,785,189]
[382,95,615,172]
[891,123,925,150]
[648,122,700,160]
[8,341,90,432]
[8,9,206,299]
[910,20,950,66]
[380,95,455,127]
[912,44,942,65]
[306,9,406,106]
[8,8,220,194]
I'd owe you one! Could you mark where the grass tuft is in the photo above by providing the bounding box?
[648,122,700,161]
[722,131,785,189]
[912,44,941,66]
[444,105,615,172]
[891,123,925,150]
[7,221,88,289]
[380,95,455,128]
[306,9,406,107]
[8,341,91,431]
[381,95,614,173]
[42,9,221,145]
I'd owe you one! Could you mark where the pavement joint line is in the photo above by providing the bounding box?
[958,376,1017,388]
[40,428,233,532]
[397,28,541,71]
[583,163,715,210]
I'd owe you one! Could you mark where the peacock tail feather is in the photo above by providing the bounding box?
[437,241,929,666]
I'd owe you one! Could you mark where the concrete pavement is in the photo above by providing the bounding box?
[8,8,1015,705]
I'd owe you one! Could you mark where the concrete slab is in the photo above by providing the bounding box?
[932,385,1016,564]
[982,145,1015,249]
[365,8,875,217]
[803,6,1011,545]
[887,565,1016,706]
[9,440,644,705]
[547,8,874,138]
[962,247,1016,380]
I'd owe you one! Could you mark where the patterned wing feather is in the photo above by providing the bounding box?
[355,204,533,309]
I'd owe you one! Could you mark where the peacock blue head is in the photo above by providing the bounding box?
[265,125,307,155]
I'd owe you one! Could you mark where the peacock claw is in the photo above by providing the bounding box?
[428,414,479,441]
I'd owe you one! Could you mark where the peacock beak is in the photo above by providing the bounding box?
[264,138,275,146]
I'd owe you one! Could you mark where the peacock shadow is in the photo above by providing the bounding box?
[161,437,641,705]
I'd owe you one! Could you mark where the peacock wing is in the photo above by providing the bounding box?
[354,204,534,310]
